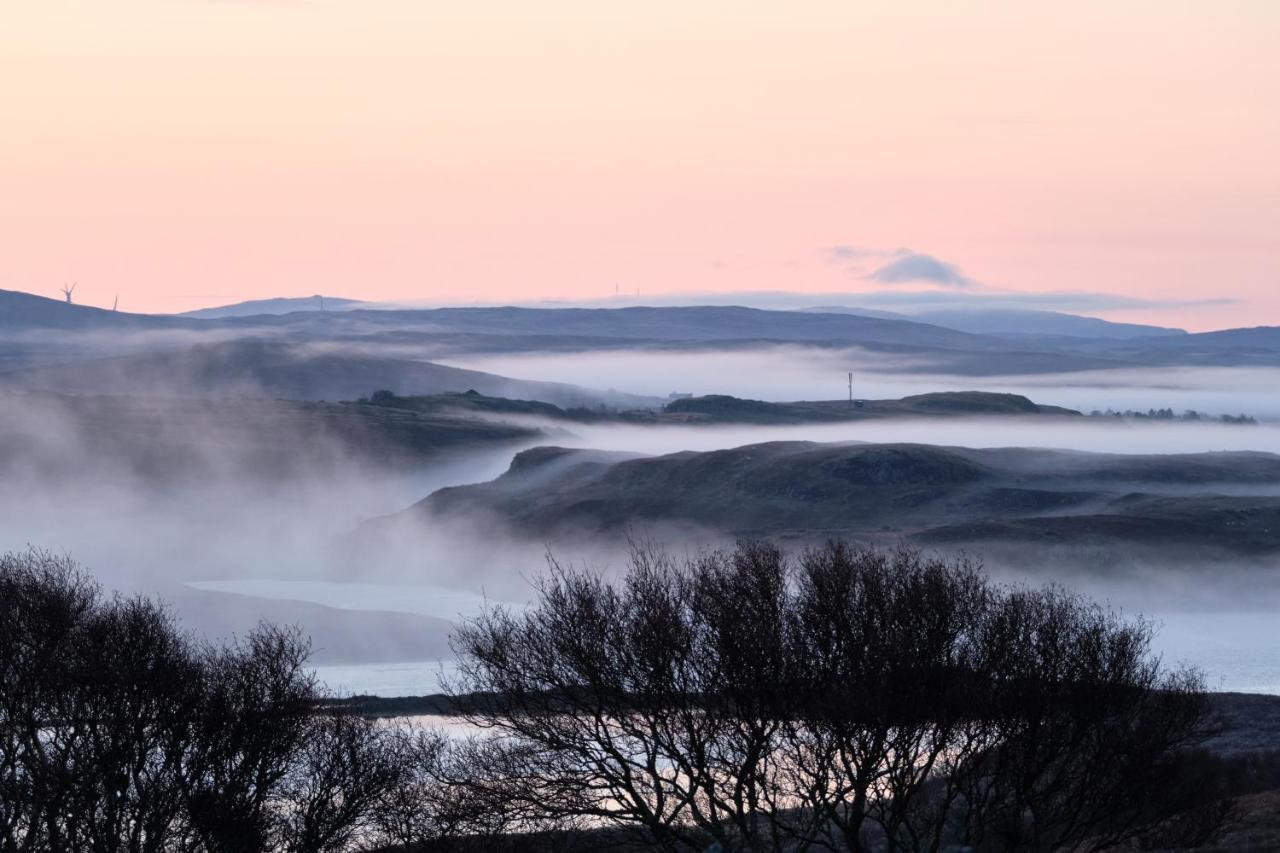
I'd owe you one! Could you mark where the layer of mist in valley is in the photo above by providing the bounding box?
[443,347,1280,419]
[3,339,1280,697]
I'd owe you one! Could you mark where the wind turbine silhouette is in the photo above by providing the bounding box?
[61,282,77,304]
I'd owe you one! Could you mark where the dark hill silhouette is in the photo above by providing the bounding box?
[414,440,1280,555]
[0,288,198,331]
[662,390,1079,423]
[182,294,365,318]
[355,389,1081,425]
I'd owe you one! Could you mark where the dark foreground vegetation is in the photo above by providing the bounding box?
[0,545,1265,851]
[1086,408,1257,425]
[0,551,465,853]
[448,542,1227,852]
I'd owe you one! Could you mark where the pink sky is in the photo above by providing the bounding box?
[2,1,1277,329]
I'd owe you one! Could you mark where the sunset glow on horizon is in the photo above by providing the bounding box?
[3,1,1277,329]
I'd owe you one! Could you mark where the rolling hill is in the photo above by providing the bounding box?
[412,440,1280,557]
[0,339,658,409]
[182,295,366,318]
[659,391,1080,423]
[0,288,198,331]
[353,389,1080,425]
[6,287,1278,374]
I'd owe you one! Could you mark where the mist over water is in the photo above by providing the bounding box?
[561,418,1280,457]
[442,348,1280,419]
[184,579,517,623]
[4,346,1280,694]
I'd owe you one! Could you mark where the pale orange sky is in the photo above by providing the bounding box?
[2,1,1277,329]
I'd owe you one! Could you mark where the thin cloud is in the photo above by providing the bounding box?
[868,252,975,288]
[825,246,977,289]
[827,245,884,262]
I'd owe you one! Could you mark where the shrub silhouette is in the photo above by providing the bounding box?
[0,545,1233,852]
[450,541,1216,852]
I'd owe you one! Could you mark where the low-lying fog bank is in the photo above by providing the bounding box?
[255,573,1280,698]
[560,416,1280,456]
[6,412,1280,658]
[305,611,1280,699]
[442,347,1280,419]
[4,356,1280,698]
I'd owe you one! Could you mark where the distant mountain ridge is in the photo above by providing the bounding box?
[188,295,1194,344]
[269,304,996,349]
[182,295,366,318]
[804,305,1187,340]
[4,288,1279,375]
